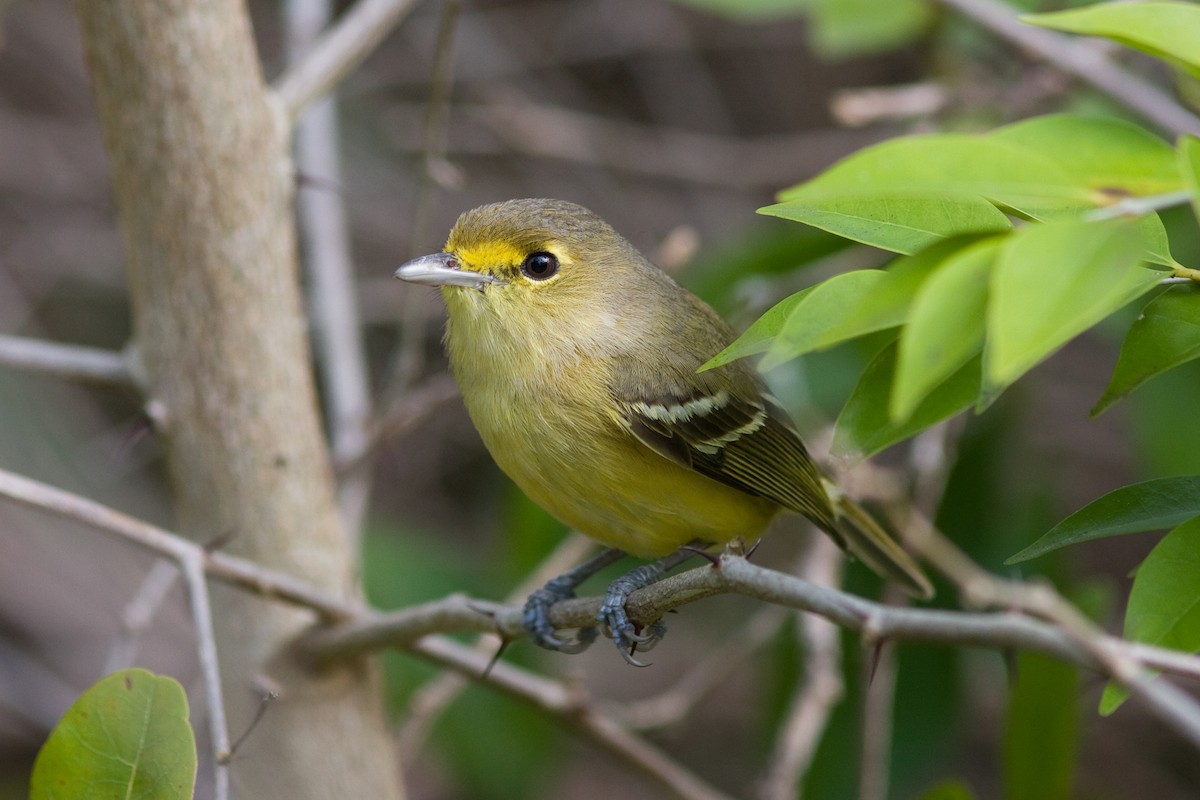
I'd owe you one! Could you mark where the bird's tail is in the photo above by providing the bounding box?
[822,479,934,600]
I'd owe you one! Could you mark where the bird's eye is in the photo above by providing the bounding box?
[521,251,559,281]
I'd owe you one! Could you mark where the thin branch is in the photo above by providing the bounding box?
[103,559,181,674]
[0,467,358,620]
[273,0,421,125]
[758,539,845,800]
[297,551,1200,681]
[905,512,1200,752]
[935,0,1200,137]
[1086,189,1194,222]
[10,461,1200,760]
[619,605,788,732]
[285,0,374,539]
[180,552,231,800]
[395,533,594,759]
[0,333,137,388]
[407,636,735,800]
[338,372,459,473]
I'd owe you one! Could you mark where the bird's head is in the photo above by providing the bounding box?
[395,199,663,329]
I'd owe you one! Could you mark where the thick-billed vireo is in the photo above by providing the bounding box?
[395,198,932,664]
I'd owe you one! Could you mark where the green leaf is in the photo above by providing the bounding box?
[832,237,988,337]
[1007,476,1200,563]
[1181,135,1200,225]
[776,134,1081,207]
[984,219,1159,395]
[31,668,196,800]
[1101,516,1200,715]
[1094,286,1200,415]
[758,270,889,369]
[1023,3,1200,77]
[1136,212,1177,268]
[759,193,1011,254]
[701,285,816,371]
[991,114,1182,201]
[892,238,998,421]
[1003,653,1078,800]
[833,344,980,460]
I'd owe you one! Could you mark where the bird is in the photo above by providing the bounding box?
[395,198,932,663]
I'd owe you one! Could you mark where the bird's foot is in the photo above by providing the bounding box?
[598,564,672,667]
[522,578,598,654]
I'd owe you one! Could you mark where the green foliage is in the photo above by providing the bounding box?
[1023,2,1200,78]
[1003,654,1079,800]
[719,115,1195,455]
[1101,516,1200,714]
[1007,476,1200,563]
[1095,285,1200,414]
[984,219,1160,396]
[30,669,196,800]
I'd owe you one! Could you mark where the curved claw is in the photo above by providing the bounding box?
[599,577,667,664]
[522,586,572,651]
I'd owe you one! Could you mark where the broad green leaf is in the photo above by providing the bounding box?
[892,238,998,422]
[1093,286,1200,415]
[1004,653,1078,800]
[31,668,196,800]
[776,134,1087,214]
[1006,476,1200,563]
[808,0,933,57]
[701,285,816,371]
[759,193,1011,254]
[1024,3,1200,77]
[1136,213,1177,268]
[827,236,987,339]
[985,219,1159,394]
[760,270,889,369]
[991,114,1182,201]
[833,344,980,460]
[1181,135,1200,225]
[1101,516,1200,715]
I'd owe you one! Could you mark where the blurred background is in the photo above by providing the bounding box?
[2,0,1200,797]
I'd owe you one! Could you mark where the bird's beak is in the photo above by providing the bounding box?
[393,252,504,290]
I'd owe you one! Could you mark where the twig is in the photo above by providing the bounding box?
[905,512,1200,752]
[285,0,374,539]
[758,539,844,800]
[395,533,594,759]
[934,0,1200,137]
[408,635,735,800]
[0,467,358,620]
[180,552,231,800]
[336,372,459,473]
[273,0,422,124]
[620,605,788,732]
[1085,189,1194,222]
[858,593,898,800]
[103,559,181,674]
[0,333,137,389]
[389,0,464,401]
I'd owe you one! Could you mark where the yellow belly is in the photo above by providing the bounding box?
[462,379,780,557]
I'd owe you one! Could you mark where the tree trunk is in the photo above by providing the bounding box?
[75,2,403,797]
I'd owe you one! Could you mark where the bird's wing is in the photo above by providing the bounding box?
[610,362,840,536]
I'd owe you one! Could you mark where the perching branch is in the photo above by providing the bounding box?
[935,0,1200,137]
[0,333,137,389]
